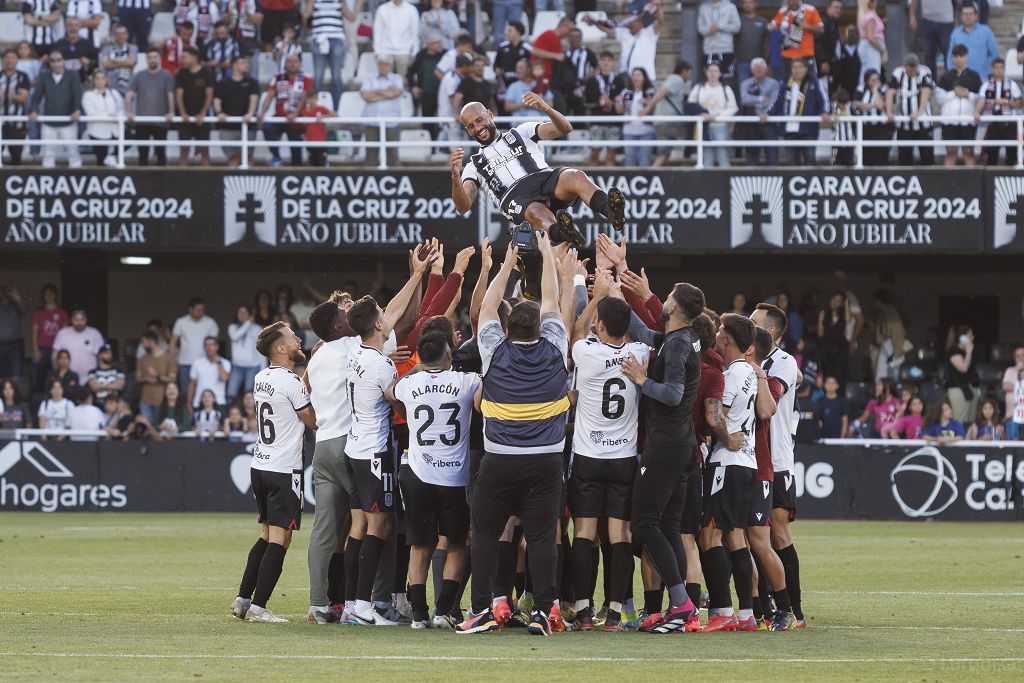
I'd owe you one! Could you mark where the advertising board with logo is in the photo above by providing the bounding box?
[3,170,1023,253]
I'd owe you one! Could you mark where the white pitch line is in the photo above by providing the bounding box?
[827,625,1024,634]
[805,590,1024,597]
[0,652,1021,664]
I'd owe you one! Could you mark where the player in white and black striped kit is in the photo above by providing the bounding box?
[230,322,317,623]
[567,285,649,631]
[450,94,627,248]
[386,331,482,630]
[885,53,935,166]
[750,302,806,627]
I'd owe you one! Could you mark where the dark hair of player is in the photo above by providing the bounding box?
[346,296,381,339]
[256,321,288,358]
[497,300,512,332]
[753,327,773,363]
[188,297,205,309]
[669,283,706,322]
[721,313,755,354]
[507,300,541,342]
[754,302,788,338]
[309,301,353,342]
[703,307,722,330]
[596,298,632,339]
[691,312,716,354]
[421,315,456,349]
[417,331,450,366]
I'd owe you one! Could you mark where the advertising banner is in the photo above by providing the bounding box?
[2,169,1021,253]
[2,438,1020,519]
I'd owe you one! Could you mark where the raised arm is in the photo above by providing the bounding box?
[449,148,478,214]
[381,244,438,337]
[480,243,520,325]
[523,90,572,138]
[572,268,611,347]
[537,231,561,317]
[469,239,492,334]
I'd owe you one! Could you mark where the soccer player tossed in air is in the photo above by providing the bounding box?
[449,93,627,248]
[231,322,318,623]
[386,329,482,629]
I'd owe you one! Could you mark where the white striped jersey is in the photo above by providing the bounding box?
[832,104,854,142]
[117,0,152,8]
[251,365,312,473]
[461,121,549,206]
[344,344,397,460]
[710,359,758,469]
[66,0,103,47]
[310,0,346,39]
[762,346,799,473]
[888,66,935,131]
[571,339,649,460]
[22,0,61,46]
[392,369,480,487]
[853,86,886,118]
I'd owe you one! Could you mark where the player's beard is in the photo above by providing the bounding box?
[475,122,498,144]
[290,347,306,365]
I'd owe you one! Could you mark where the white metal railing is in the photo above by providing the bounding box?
[2,113,1022,170]
[820,438,1024,447]
[8,427,256,441]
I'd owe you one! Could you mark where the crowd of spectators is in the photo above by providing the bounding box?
[0,255,478,439]
[2,0,1022,167]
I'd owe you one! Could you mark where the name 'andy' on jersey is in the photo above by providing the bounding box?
[571,338,650,459]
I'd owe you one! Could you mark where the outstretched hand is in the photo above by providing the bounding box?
[620,353,649,386]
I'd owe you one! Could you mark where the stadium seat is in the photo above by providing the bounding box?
[397,129,432,163]
[576,11,609,43]
[531,11,565,40]
[317,91,336,111]
[844,382,872,413]
[338,91,365,120]
[342,51,357,84]
[1006,50,1022,82]
[353,51,377,85]
[301,51,314,76]
[0,13,24,44]
[151,12,175,41]
[550,129,590,163]
[976,362,1003,389]
[257,52,277,85]
[400,92,414,118]
[917,382,944,405]
[97,12,111,44]
[356,11,373,43]
[328,128,365,162]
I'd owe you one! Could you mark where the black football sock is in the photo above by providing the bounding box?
[356,535,385,603]
[601,543,612,607]
[431,548,447,603]
[560,529,575,603]
[452,558,470,615]
[774,587,793,613]
[495,540,515,600]
[589,189,610,220]
[408,583,429,622]
[436,578,461,617]
[238,537,268,600]
[731,549,754,612]
[524,546,533,594]
[702,546,733,610]
[251,542,287,609]
[344,537,362,604]
[514,571,526,599]
[609,542,634,608]
[557,540,569,603]
[327,551,345,605]
[590,545,601,605]
[685,582,702,608]
[643,588,663,615]
[776,544,803,620]
[394,534,410,594]
[570,538,593,610]
[752,594,764,621]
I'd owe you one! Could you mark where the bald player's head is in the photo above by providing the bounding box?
[459,102,498,145]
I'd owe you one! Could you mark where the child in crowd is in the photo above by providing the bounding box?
[881,395,924,439]
[193,389,223,437]
[274,23,303,73]
[299,89,334,167]
[531,60,552,100]
[850,378,900,437]
[967,397,1005,441]
[921,400,965,445]
[816,376,848,438]
[831,88,855,166]
[223,404,247,436]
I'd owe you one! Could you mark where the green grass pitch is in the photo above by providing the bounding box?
[0,514,1022,681]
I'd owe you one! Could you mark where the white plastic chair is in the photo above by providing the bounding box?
[397,129,432,163]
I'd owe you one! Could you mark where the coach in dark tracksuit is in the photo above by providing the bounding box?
[460,233,570,636]
[620,282,706,632]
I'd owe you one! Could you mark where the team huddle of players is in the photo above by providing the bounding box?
[227,230,807,635]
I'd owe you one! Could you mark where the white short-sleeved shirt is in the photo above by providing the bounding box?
[52,325,104,380]
[38,397,72,431]
[306,335,360,442]
[68,403,105,441]
[762,346,799,472]
[189,356,231,407]
[461,121,550,207]
[571,338,649,459]
[710,359,758,469]
[251,365,312,473]
[616,25,660,82]
[392,369,480,486]
[345,344,398,460]
[172,314,220,365]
